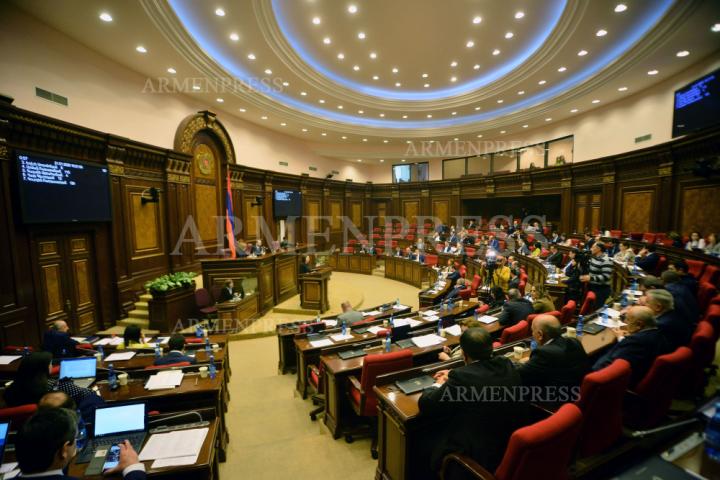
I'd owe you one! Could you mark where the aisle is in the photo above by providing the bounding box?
[219,336,377,479]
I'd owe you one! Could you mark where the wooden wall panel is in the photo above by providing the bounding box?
[194,184,218,243]
[306,199,321,232]
[330,200,342,231]
[243,198,261,240]
[131,195,160,251]
[350,201,363,227]
[621,191,653,232]
[432,199,450,225]
[403,200,419,225]
[681,185,720,235]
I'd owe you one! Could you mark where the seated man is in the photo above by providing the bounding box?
[497,288,534,326]
[446,278,468,301]
[216,278,242,303]
[516,315,589,387]
[635,244,659,273]
[546,244,563,268]
[16,408,146,480]
[42,320,79,358]
[646,289,692,350]
[592,306,671,386]
[668,260,699,297]
[119,325,153,350]
[299,255,312,274]
[438,318,483,361]
[661,270,699,324]
[154,334,197,366]
[337,300,363,324]
[420,328,528,474]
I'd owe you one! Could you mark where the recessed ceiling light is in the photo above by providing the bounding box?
[215,8,225,16]
[515,11,525,19]
[353,65,360,71]
[472,16,482,24]
[476,134,483,138]
[676,50,690,57]
[383,140,389,143]
[348,4,358,14]
[357,31,366,39]
[423,83,430,88]
[99,12,113,22]
[421,73,429,78]
[312,16,321,25]
[321,132,327,136]
[341,136,347,139]
[474,106,481,110]
[318,99,325,103]
[466,41,475,48]
[323,37,331,44]
[406,140,411,143]
[280,122,287,126]
[497,99,504,104]
[426,114,433,118]
[538,79,547,85]
[592,99,600,104]
[379,113,385,117]
[450,61,458,67]
[522,124,528,128]
[453,138,459,141]
[492,49,500,55]
[247,53,256,60]
[570,108,578,113]
[712,23,720,33]
[261,115,268,120]
[505,32,514,39]
[545,117,552,122]
[450,76,457,82]
[401,159,406,162]
[135,45,147,53]
[302,128,308,132]
[192,85,200,91]
[358,110,364,114]
[596,29,608,37]
[264,68,272,75]
[369,52,377,59]
[391,67,399,73]
[167,67,176,74]
[618,86,628,91]
[578,49,588,56]
[372,75,379,80]
[500,130,506,134]
[517,90,525,95]
[238,108,246,112]
[300,91,307,96]
[395,82,401,87]
[451,111,457,115]
[357,159,362,162]
[379,159,384,162]
[614,4,628,13]
[362,138,368,142]
[473,64,480,70]
[229,32,239,41]
[648,69,659,75]
[402,114,408,118]
[337,105,343,109]
[282,81,289,86]
[337,53,345,60]
[216,98,224,103]
[558,66,567,72]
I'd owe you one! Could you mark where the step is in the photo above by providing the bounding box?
[116,317,149,329]
[127,309,149,319]
[139,293,153,302]
[134,301,149,310]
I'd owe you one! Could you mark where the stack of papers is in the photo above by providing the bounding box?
[366,326,387,335]
[104,351,136,362]
[393,318,421,328]
[411,333,447,348]
[71,336,87,343]
[330,333,354,342]
[0,462,19,479]
[478,315,498,324]
[393,304,409,310]
[94,337,123,346]
[323,319,338,327]
[145,370,184,390]
[601,308,622,318]
[422,314,440,322]
[420,310,439,317]
[139,427,208,468]
[363,310,382,316]
[595,317,626,328]
[443,324,463,336]
[309,338,334,348]
[0,355,21,365]
[156,336,170,344]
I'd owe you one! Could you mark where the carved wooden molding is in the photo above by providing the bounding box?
[602,173,615,184]
[174,111,235,165]
[658,163,673,177]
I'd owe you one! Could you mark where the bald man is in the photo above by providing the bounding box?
[592,306,672,386]
[516,315,588,388]
[337,301,363,324]
[42,320,79,358]
[646,289,692,350]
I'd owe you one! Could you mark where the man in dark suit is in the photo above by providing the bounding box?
[153,334,197,366]
[635,244,659,273]
[16,408,146,480]
[517,315,589,387]
[299,255,312,274]
[546,244,563,268]
[445,278,468,301]
[419,328,529,474]
[592,306,672,386]
[217,279,242,303]
[497,288,533,326]
[42,320,79,358]
[669,260,699,297]
[662,270,699,324]
[646,289,692,350]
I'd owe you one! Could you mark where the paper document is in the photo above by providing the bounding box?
[309,339,333,348]
[393,304,409,310]
[156,336,170,344]
[71,337,87,343]
[443,324,462,336]
[411,334,447,348]
[478,315,498,324]
[94,337,123,346]
[622,289,643,296]
[393,318,421,328]
[363,310,382,316]
[366,326,386,335]
[145,370,184,390]
[0,356,21,365]
[323,319,338,327]
[0,462,18,474]
[601,308,622,319]
[104,351,136,362]
[152,455,199,469]
[139,427,208,461]
[330,333,354,342]
[422,315,440,322]
[595,317,626,328]
[421,310,439,316]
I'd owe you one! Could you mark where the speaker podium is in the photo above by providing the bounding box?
[300,265,332,313]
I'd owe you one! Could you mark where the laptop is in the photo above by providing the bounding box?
[59,357,97,388]
[338,348,367,360]
[76,402,148,464]
[0,422,8,463]
[395,375,436,395]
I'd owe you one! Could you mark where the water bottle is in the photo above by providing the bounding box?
[621,293,628,308]
[154,343,162,359]
[341,320,347,336]
[316,314,321,323]
[204,337,211,353]
[396,298,400,306]
[530,339,538,351]
[108,364,118,391]
[474,309,479,321]
[98,345,105,360]
[209,354,217,380]
[437,320,443,335]
[705,402,720,462]
[632,258,639,275]
[389,315,394,328]
[576,315,584,337]
[195,324,203,338]
[23,346,30,357]
[601,310,608,323]
[384,334,391,352]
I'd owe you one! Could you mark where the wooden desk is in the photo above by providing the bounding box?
[418,274,452,308]
[300,266,332,312]
[215,294,259,333]
[385,256,430,288]
[327,252,375,275]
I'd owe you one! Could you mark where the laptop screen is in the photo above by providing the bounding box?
[94,403,146,437]
[0,422,8,461]
[59,357,97,379]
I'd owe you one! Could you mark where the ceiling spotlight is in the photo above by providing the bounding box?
[264,68,272,74]
[372,75,379,80]
[517,90,525,95]
[312,16,321,25]
[337,52,345,59]
[538,79,547,85]
[473,64,480,70]
[357,159,362,162]
[280,122,287,126]
[497,99,504,104]
[247,53,256,60]
[648,69,659,75]
[362,138,368,142]
[379,113,385,117]
[712,23,720,33]
[357,31,366,39]
[592,99,600,104]
[618,86,628,91]
[300,91,307,96]
[492,49,500,55]
[215,8,225,16]
[192,85,200,91]
[450,76,457,83]
[216,98,224,103]
[558,66,567,72]
[353,65,360,71]
[341,136,347,140]
[321,132,327,136]
[676,50,690,57]
[450,61,458,67]
[451,111,457,115]
[522,124,528,128]
[136,45,147,53]
[578,49,588,56]
[472,16,482,24]
[99,12,113,22]
[453,138,459,141]
[383,140,389,143]
[229,32,239,41]
[261,115,268,120]
[545,117,552,122]
[379,159,384,163]
[474,106,481,110]
[348,4,358,14]
[514,11,525,19]
[238,108,246,112]
[302,128,308,132]
[614,4,627,13]
[500,130,506,134]
[505,32,514,39]
[402,114,408,118]
[392,67,399,73]
[319,99,325,103]
[421,73,428,78]
[323,37,331,44]
[337,105,343,109]
[401,159,406,162]
[358,110,364,114]
[395,82,401,87]
[167,67,176,74]
[476,134,483,138]
[596,29,608,37]
[466,40,475,48]
[423,83,430,88]
[282,81,289,86]
[426,114,433,118]
[369,52,377,59]
[570,108,578,113]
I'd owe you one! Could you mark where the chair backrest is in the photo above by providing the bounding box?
[705,305,720,340]
[494,404,583,480]
[0,404,38,430]
[579,291,596,316]
[560,300,576,325]
[359,350,413,416]
[698,282,718,315]
[425,254,438,266]
[701,265,719,287]
[499,320,529,345]
[476,304,490,315]
[609,230,622,239]
[144,361,191,370]
[684,321,716,394]
[194,288,212,308]
[527,311,561,327]
[629,232,643,241]
[642,233,656,244]
[575,359,631,457]
[654,255,668,276]
[633,346,693,428]
[685,259,706,280]
[343,246,354,253]
[470,274,481,292]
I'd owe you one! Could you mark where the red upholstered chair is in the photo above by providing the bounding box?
[660,238,674,247]
[560,300,577,325]
[50,365,60,376]
[642,233,656,244]
[185,338,204,344]
[470,274,481,297]
[579,291,596,316]
[653,255,668,276]
[3,346,34,354]
[706,305,720,341]
[465,247,476,257]
[575,359,632,457]
[609,230,622,239]
[569,238,579,247]
[440,404,583,480]
[654,233,667,243]
[144,362,191,370]
[343,246,354,253]
[625,347,692,429]
[475,304,490,316]
[376,248,384,256]
[0,404,38,430]
[629,232,643,241]
[493,320,529,348]
[685,259,706,279]
[347,239,357,245]
[526,311,561,327]
[698,282,718,316]
[681,321,716,397]
[425,254,438,267]
[346,350,413,458]
[195,288,217,317]
[307,361,326,421]
[459,265,467,278]
[701,265,720,287]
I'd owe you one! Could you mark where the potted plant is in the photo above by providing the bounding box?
[144,272,196,296]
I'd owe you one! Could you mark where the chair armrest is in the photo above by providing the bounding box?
[441,453,496,480]
[348,375,363,395]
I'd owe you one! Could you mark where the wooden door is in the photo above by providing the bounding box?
[33,233,100,335]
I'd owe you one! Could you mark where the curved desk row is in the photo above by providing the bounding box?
[384,256,438,288]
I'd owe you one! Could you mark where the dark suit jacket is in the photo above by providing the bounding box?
[217,286,234,303]
[153,350,197,366]
[42,330,79,358]
[666,282,699,324]
[635,253,659,273]
[657,310,693,350]
[517,336,589,387]
[677,274,698,297]
[592,328,671,386]
[299,263,311,274]
[546,251,563,267]
[497,299,534,326]
[419,358,529,472]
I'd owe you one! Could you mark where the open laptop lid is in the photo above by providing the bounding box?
[59,357,97,379]
[0,422,8,463]
[93,402,147,439]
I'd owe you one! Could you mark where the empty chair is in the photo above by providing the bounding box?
[425,254,439,267]
[700,265,719,287]
[195,288,218,318]
[560,300,577,325]
[681,321,716,397]
[307,362,326,421]
[579,291,596,316]
[493,320,529,348]
[698,282,718,316]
